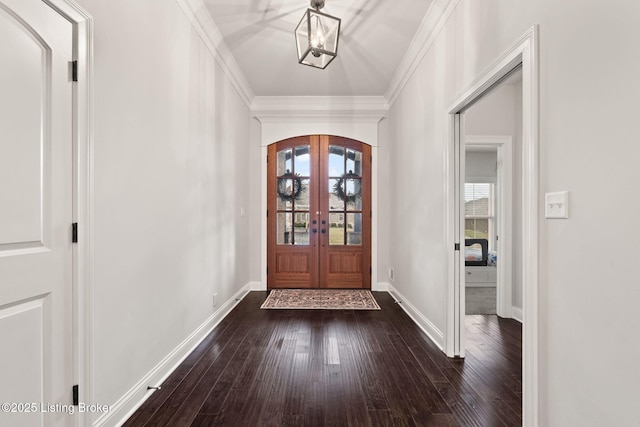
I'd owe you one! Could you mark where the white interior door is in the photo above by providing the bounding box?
[0,0,73,425]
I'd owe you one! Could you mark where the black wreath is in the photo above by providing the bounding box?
[277,170,305,202]
[333,171,361,205]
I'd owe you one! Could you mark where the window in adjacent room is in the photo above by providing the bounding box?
[464,183,495,249]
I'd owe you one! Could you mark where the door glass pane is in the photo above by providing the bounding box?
[330,178,361,210]
[328,145,344,176]
[277,212,293,245]
[297,179,310,209]
[346,213,362,245]
[346,149,362,176]
[277,178,293,210]
[293,212,310,245]
[345,179,362,210]
[277,148,293,175]
[329,212,344,245]
[329,178,343,211]
[295,146,310,176]
[276,177,309,209]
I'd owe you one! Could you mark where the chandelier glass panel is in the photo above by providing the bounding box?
[295,0,341,69]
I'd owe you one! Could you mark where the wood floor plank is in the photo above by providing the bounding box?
[124,292,522,426]
[121,320,235,426]
[163,337,249,424]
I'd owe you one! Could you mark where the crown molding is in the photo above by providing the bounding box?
[176,0,458,110]
[251,96,389,120]
[385,0,460,105]
[255,115,385,126]
[175,0,255,107]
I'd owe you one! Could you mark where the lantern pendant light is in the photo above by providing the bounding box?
[294,0,341,69]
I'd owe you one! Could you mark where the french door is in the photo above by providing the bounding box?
[267,135,371,288]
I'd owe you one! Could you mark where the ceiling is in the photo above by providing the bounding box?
[202,0,435,97]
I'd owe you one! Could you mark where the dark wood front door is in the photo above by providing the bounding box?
[267,135,371,289]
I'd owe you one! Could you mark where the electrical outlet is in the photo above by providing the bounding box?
[388,268,395,282]
[213,293,218,308]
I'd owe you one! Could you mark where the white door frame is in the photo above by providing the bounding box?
[445,26,539,426]
[464,136,513,319]
[43,1,93,425]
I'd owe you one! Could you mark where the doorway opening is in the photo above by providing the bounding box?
[463,76,519,319]
[464,141,511,318]
[457,66,522,330]
[267,135,372,289]
[446,27,539,426]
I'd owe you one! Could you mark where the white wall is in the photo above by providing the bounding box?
[387,35,452,341]
[248,117,263,283]
[376,118,392,286]
[388,0,640,425]
[75,0,251,421]
[465,85,516,136]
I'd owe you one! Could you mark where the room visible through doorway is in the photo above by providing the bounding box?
[462,68,522,320]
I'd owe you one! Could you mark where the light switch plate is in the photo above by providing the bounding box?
[545,191,569,219]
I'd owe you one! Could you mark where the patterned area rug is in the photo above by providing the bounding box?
[261,289,381,310]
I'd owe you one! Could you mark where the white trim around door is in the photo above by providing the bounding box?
[445,26,539,427]
[42,1,94,426]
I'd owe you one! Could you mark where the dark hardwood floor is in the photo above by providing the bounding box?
[124,292,522,427]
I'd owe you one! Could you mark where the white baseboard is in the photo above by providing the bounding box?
[98,283,252,427]
[248,281,265,291]
[512,306,523,323]
[373,282,389,292]
[387,284,444,350]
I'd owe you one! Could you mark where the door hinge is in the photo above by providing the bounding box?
[454,243,460,251]
[72,223,78,243]
[72,385,79,406]
[72,61,78,82]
